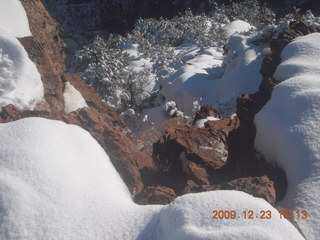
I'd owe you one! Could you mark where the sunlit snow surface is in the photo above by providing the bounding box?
[0,0,31,37]
[0,118,304,240]
[160,23,262,117]
[222,20,254,38]
[0,0,43,110]
[255,33,320,240]
[63,82,87,113]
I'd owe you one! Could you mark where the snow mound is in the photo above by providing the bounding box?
[255,33,320,240]
[195,116,219,128]
[0,118,159,240]
[222,20,253,38]
[0,33,43,110]
[0,118,304,240]
[158,191,303,240]
[160,33,263,116]
[63,82,88,113]
[0,0,31,37]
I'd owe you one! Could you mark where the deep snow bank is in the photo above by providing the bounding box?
[255,33,320,239]
[0,118,303,239]
[160,23,263,116]
[0,0,43,110]
[0,0,31,37]
[0,118,158,239]
[0,34,43,110]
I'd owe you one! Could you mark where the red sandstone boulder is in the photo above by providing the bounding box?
[134,186,177,205]
[225,176,276,205]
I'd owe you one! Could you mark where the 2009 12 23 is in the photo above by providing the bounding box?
[212,210,308,220]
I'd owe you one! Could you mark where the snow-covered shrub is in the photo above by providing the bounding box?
[130,10,226,48]
[216,0,276,29]
[164,101,184,118]
[74,35,154,113]
[73,1,280,128]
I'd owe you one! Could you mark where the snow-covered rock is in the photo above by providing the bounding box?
[195,116,219,128]
[0,117,304,240]
[0,117,158,240]
[0,33,43,111]
[0,0,43,111]
[255,33,320,240]
[160,33,263,116]
[222,20,254,38]
[0,0,31,37]
[63,82,87,114]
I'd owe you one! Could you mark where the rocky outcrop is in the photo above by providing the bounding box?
[0,0,155,196]
[148,21,320,206]
[151,115,239,196]
[224,176,276,205]
[226,21,320,202]
[135,186,177,205]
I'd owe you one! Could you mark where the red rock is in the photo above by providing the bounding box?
[183,180,220,195]
[193,104,219,124]
[205,117,239,132]
[225,176,276,205]
[0,105,22,123]
[134,186,177,205]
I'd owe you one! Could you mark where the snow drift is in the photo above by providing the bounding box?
[160,21,262,116]
[0,118,303,239]
[0,0,43,111]
[0,0,31,38]
[255,33,320,240]
[0,34,43,110]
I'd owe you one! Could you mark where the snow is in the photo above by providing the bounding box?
[158,191,303,240]
[0,0,31,38]
[0,118,159,240]
[128,57,157,92]
[195,116,219,128]
[160,32,263,116]
[0,33,43,111]
[254,33,320,240]
[0,0,43,111]
[0,117,304,240]
[222,20,254,38]
[123,43,139,57]
[63,81,88,114]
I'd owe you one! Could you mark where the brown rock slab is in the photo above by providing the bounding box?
[225,176,276,205]
[134,186,177,205]
[183,180,220,195]
[193,104,219,124]
[154,126,228,170]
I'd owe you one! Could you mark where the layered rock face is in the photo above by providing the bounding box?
[150,107,276,205]
[1,0,154,196]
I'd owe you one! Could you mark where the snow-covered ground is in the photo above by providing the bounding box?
[255,33,320,240]
[0,2,318,239]
[137,21,263,132]
[0,0,31,37]
[0,0,43,111]
[160,32,263,117]
[0,117,304,240]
